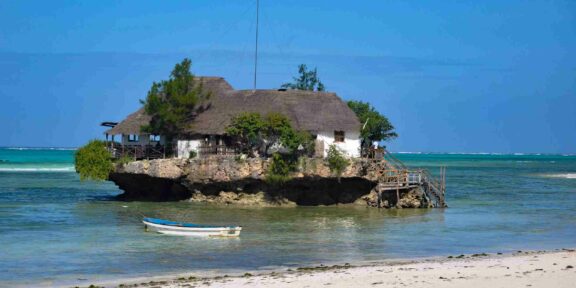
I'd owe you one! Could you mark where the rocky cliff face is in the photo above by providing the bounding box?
[109,157,428,208]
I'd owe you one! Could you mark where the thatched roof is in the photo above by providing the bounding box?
[187,89,360,135]
[106,77,361,136]
[105,108,150,135]
[105,77,233,135]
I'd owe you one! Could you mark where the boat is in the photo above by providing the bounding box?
[142,217,242,237]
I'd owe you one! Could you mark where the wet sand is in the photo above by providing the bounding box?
[102,249,575,288]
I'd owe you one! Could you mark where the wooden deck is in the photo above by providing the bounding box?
[374,151,447,208]
[107,142,240,160]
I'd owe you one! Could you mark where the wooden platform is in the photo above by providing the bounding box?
[374,151,447,208]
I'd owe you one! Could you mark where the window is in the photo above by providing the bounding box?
[149,135,160,142]
[128,134,139,142]
[334,131,345,143]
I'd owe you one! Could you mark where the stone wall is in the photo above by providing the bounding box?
[110,157,429,208]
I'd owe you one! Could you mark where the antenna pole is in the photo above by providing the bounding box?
[253,0,260,91]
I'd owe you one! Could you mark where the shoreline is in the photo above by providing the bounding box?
[83,248,575,288]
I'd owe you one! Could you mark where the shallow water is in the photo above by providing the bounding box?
[0,148,575,286]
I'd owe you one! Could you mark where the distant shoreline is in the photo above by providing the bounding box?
[1,147,575,156]
[84,248,575,288]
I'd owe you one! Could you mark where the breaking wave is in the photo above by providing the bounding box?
[543,173,576,179]
[0,166,75,172]
[394,152,576,156]
[3,147,76,151]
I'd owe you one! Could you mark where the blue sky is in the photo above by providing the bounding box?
[0,0,574,153]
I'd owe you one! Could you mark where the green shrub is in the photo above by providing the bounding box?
[265,173,291,185]
[326,144,349,182]
[74,140,114,181]
[269,153,290,175]
[188,150,198,159]
[265,153,292,185]
[297,156,307,172]
[309,158,318,172]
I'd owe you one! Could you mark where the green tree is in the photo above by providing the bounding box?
[326,144,349,182]
[140,58,211,142]
[226,112,313,157]
[226,112,266,155]
[262,112,293,151]
[283,129,314,156]
[74,140,114,181]
[262,113,313,155]
[347,100,397,146]
[281,64,325,91]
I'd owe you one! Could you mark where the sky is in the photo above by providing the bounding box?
[0,0,574,153]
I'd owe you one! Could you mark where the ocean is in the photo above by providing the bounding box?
[0,148,575,287]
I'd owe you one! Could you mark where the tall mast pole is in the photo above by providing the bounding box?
[253,0,259,91]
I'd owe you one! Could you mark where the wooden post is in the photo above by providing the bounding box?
[443,166,446,194]
[439,167,442,184]
[442,166,446,192]
[396,170,400,207]
[442,167,445,192]
[439,167,442,192]
[405,170,408,186]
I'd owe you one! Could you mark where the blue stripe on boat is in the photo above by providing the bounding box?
[143,217,236,228]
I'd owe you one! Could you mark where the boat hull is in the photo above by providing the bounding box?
[143,220,242,237]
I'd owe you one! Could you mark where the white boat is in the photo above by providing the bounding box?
[142,217,242,237]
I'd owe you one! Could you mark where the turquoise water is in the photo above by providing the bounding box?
[1,148,575,287]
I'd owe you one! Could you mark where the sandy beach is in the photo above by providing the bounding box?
[100,249,575,288]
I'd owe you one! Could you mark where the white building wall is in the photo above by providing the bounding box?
[120,134,165,146]
[316,130,361,158]
[177,140,202,159]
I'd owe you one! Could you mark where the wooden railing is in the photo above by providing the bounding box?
[382,149,408,170]
[372,149,447,208]
[108,145,169,160]
[197,143,238,157]
[420,169,446,207]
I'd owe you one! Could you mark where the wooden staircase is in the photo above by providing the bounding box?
[375,150,447,208]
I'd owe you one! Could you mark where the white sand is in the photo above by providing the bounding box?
[131,250,576,288]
